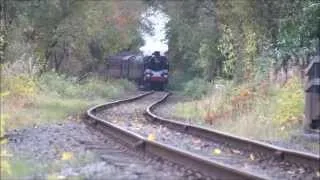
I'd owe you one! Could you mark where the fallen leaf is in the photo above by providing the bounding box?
[61,152,73,161]
[213,148,221,155]
[147,133,156,141]
[249,153,255,161]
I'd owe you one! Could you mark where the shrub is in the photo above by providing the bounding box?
[2,75,36,97]
[37,72,135,99]
[115,79,136,90]
[0,90,12,177]
[174,75,306,140]
[183,78,213,99]
[2,71,136,130]
[167,71,195,91]
[272,76,304,125]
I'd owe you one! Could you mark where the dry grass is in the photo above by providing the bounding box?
[174,77,306,141]
[1,71,135,178]
[1,72,135,131]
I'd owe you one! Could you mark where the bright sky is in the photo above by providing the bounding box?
[139,9,169,56]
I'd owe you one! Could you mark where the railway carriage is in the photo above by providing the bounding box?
[106,51,169,90]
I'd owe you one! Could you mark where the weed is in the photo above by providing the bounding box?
[272,76,304,125]
[182,78,213,99]
[1,71,135,179]
[174,76,306,141]
[2,72,135,130]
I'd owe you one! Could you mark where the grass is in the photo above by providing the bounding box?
[1,72,135,130]
[174,76,308,141]
[3,151,97,179]
[1,72,136,178]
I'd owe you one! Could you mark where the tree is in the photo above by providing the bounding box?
[163,0,320,83]
[3,0,147,76]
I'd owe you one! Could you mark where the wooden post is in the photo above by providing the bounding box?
[304,56,320,130]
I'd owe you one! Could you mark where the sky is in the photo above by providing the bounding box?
[139,9,169,56]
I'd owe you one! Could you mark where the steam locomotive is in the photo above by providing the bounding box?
[105,51,169,90]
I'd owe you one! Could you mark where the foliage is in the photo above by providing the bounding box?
[182,78,213,99]
[162,0,320,84]
[2,75,36,97]
[217,25,237,78]
[0,150,11,177]
[1,72,136,130]
[273,77,304,125]
[167,70,195,90]
[174,76,305,139]
[0,91,11,177]
[38,72,132,99]
[3,0,146,76]
[175,79,303,139]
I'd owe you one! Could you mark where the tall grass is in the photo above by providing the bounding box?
[1,72,135,130]
[1,67,136,179]
[174,76,305,140]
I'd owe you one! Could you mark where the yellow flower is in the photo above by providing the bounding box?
[212,148,221,155]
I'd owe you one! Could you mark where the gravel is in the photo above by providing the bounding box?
[96,92,319,180]
[4,120,194,179]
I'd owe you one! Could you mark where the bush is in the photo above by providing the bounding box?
[272,76,304,125]
[2,75,36,97]
[183,78,213,99]
[115,79,136,90]
[173,75,305,140]
[37,72,135,99]
[2,72,136,130]
[167,71,195,91]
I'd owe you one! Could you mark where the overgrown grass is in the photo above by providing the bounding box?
[174,76,306,141]
[1,71,136,178]
[1,72,135,130]
[6,151,97,179]
[168,76,216,99]
[182,78,214,99]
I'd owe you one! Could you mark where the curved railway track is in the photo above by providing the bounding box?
[86,91,319,180]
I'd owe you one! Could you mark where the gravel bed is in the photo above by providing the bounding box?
[154,93,193,122]
[97,92,318,180]
[4,120,199,180]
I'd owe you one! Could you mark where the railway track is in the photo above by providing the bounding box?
[86,91,319,180]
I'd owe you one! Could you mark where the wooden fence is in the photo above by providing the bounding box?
[304,56,320,130]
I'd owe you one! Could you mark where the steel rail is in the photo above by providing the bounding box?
[86,91,265,180]
[146,92,320,169]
